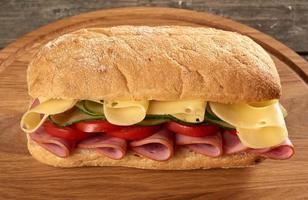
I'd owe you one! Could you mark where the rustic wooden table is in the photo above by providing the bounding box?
[0,0,307,60]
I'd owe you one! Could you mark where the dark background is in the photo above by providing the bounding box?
[0,0,307,60]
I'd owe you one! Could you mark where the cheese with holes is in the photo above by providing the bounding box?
[104,100,149,126]
[20,99,77,133]
[209,101,288,148]
[147,100,207,123]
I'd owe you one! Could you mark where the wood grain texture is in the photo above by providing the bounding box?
[0,0,307,54]
[0,7,307,200]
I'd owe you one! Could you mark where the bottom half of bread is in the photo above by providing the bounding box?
[27,137,265,170]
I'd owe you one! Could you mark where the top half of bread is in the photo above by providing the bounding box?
[27,26,281,103]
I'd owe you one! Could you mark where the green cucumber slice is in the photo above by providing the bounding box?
[49,108,105,127]
[204,107,235,129]
[205,118,235,129]
[144,114,201,125]
[84,100,104,116]
[168,115,203,125]
[137,119,169,126]
[75,101,99,116]
[205,106,221,121]
[144,114,170,120]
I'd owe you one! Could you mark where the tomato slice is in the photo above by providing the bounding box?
[226,129,238,135]
[43,121,90,141]
[106,125,161,141]
[165,122,219,137]
[74,120,121,133]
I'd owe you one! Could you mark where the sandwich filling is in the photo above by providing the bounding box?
[20,99,294,161]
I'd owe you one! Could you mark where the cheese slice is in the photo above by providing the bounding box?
[237,125,288,149]
[209,101,285,129]
[251,99,288,117]
[209,101,288,148]
[20,99,77,133]
[147,100,207,123]
[249,99,278,107]
[38,97,50,103]
[104,100,149,126]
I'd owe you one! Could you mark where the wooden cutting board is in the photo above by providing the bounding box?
[0,7,307,200]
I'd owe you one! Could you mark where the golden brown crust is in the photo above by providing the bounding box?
[27,136,264,170]
[27,26,281,103]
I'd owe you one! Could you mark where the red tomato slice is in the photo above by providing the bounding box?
[106,125,161,141]
[165,122,219,137]
[43,121,89,141]
[226,129,238,135]
[74,120,121,133]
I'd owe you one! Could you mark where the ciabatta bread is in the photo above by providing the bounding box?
[27,26,281,103]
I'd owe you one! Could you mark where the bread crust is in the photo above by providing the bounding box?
[27,26,281,103]
[27,136,264,170]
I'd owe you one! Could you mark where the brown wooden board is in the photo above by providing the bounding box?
[1,0,308,54]
[0,7,307,200]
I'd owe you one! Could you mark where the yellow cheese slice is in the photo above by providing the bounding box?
[104,100,149,126]
[237,125,288,149]
[209,101,285,129]
[209,101,288,148]
[20,99,77,133]
[147,100,207,123]
[38,97,50,103]
[251,99,288,117]
[249,99,278,107]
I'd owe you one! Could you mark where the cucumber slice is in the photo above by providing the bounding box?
[168,115,203,125]
[75,101,98,116]
[144,114,170,120]
[137,119,169,126]
[205,118,235,129]
[145,114,201,125]
[205,106,221,121]
[204,107,235,129]
[49,108,105,127]
[84,100,104,116]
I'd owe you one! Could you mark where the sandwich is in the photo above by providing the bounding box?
[20,26,294,170]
